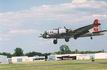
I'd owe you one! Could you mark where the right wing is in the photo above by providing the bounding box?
[79,30,107,38]
[79,32,104,37]
[71,19,101,39]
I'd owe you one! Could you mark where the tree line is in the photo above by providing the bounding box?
[0,45,105,58]
[55,45,105,54]
[0,48,50,58]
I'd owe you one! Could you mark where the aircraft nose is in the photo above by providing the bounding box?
[39,33,43,37]
[40,31,48,38]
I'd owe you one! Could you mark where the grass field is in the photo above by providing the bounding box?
[0,59,107,70]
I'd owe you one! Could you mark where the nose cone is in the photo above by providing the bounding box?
[40,31,48,38]
[39,34,43,37]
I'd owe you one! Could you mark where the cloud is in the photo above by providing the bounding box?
[0,0,107,41]
[0,33,10,41]
[93,14,107,18]
[72,0,87,3]
[0,0,107,53]
[59,0,107,10]
[0,0,107,25]
[71,0,107,8]
[0,29,40,42]
[9,29,38,34]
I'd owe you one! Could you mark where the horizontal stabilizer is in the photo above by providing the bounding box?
[93,30,107,33]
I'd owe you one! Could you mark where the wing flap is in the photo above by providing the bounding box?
[93,30,107,33]
[79,33,104,37]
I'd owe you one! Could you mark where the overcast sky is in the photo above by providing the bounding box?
[0,0,107,53]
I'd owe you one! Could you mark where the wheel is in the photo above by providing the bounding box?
[65,37,69,42]
[53,39,57,44]
[90,36,93,40]
[74,36,77,39]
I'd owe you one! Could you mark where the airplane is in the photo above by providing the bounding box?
[40,19,107,44]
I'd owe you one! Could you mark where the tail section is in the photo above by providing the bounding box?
[93,19,101,32]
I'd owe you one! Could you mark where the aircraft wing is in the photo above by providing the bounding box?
[70,19,101,39]
[93,30,107,33]
[79,30,107,38]
[79,33,104,37]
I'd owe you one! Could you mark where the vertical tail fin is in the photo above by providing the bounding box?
[93,19,101,32]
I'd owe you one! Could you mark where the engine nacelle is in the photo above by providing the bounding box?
[47,28,66,34]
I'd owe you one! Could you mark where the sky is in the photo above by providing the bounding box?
[0,0,107,53]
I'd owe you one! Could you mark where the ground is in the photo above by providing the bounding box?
[0,59,107,70]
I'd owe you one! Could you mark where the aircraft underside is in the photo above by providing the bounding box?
[51,32,104,44]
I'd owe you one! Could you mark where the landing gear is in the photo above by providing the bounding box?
[90,36,93,40]
[65,37,69,42]
[53,39,57,44]
[74,36,77,40]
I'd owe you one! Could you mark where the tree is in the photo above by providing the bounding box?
[75,49,79,54]
[60,44,71,54]
[13,48,24,56]
[0,52,12,58]
[25,51,42,57]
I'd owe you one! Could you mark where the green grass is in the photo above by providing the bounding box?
[0,59,107,70]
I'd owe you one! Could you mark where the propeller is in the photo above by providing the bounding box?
[39,33,43,37]
[54,27,60,34]
[58,27,60,34]
[40,31,48,38]
[64,26,69,33]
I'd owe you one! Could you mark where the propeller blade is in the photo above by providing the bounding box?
[64,26,69,33]
[64,26,67,29]
[40,33,43,35]
[39,36,42,37]
[39,34,43,37]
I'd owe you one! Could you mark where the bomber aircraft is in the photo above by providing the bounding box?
[40,19,107,44]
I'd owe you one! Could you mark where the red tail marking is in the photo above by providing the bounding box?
[93,27,99,32]
[93,19,101,32]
